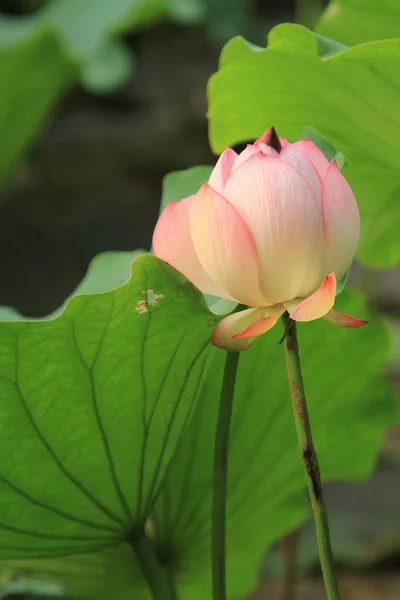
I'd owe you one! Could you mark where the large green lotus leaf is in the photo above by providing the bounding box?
[317,0,400,45]
[0,27,74,188]
[2,281,395,600]
[0,254,217,599]
[208,23,400,268]
[153,286,397,599]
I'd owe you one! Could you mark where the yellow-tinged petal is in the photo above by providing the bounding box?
[153,196,230,298]
[284,273,336,322]
[212,305,285,352]
[190,183,271,307]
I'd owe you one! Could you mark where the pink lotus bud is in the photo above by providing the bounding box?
[153,128,366,351]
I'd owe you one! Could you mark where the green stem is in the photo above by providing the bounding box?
[281,313,341,600]
[134,533,177,600]
[212,350,240,600]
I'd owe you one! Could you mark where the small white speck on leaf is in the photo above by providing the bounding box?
[136,289,165,314]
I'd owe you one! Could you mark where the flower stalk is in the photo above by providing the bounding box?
[134,532,177,600]
[282,312,341,600]
[279,531,298,600]
[212,350,240,600]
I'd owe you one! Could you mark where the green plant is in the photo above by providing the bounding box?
[0,0,399,597]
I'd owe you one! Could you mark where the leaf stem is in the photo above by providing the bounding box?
[134,532,177,600]
[279,531,298,600]
[281,313,341,600]
[212,350,240,600]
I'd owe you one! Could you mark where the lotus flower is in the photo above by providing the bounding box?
[153,127,367,351]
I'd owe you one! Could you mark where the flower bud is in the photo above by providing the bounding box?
[153,128,366,350]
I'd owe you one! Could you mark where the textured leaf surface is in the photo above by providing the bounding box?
[153,288,397,599]
[1,281,395,599]
[317,0,400,45]
[0,255,216,598]
[208,23,400,267]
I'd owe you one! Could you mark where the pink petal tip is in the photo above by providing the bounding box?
[322,309,368,328]
[284,273,336,322]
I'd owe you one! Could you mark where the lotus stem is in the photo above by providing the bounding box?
[134,532,177,600]
[212,350,240,600]
[281,313,341,600]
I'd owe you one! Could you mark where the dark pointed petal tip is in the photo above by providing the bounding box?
[256,126,282,153]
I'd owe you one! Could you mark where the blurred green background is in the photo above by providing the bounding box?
[0,0,292,317]
[0,1,398,599]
